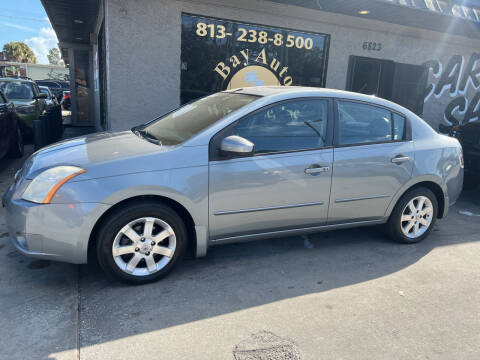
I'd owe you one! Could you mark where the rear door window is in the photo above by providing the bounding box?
[337,101,397,145]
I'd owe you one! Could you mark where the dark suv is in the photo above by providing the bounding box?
[0,90,24,159]
[35,80,69,101]
[0,78,47,137]
[440,122,480,189]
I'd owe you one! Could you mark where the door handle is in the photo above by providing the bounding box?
[305,164,330,175]
[391,155,410,164]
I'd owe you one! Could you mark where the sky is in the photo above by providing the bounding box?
[0,0,59,64]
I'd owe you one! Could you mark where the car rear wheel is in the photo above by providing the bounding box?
[387,187,438,244]
[96,202,187,284]
[8,126,24,158]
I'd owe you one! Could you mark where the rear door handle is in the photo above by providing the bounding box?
[391,155,410,164]
[305,164,330,175]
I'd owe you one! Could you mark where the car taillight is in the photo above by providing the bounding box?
[64,94,71,100]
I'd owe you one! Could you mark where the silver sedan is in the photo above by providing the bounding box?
[3,87,464,284]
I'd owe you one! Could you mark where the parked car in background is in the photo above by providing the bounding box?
[38,86,59,110]
[0,78,47,137]
[439,121,479,189]
[0,90,24,159]
[35,80,69,102]
[61,90,71,110]
[3,87,464,284]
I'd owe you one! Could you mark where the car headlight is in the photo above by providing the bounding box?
[22,166,86,204]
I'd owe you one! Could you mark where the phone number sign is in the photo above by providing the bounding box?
[180,14,330,103]
[195,22,315,50]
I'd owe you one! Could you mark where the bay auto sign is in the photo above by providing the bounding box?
[180,14,330,104]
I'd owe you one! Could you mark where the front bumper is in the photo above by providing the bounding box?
[2,180,109,264]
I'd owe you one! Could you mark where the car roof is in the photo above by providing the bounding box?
[0,77,33,83]
[224,86,412,115]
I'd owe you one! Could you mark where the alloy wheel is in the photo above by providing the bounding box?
[400,196,433,239]
[112,217,176,276]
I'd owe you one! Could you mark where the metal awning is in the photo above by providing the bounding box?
[267,0,480,39]
[41,0,480,60]
[41,0,100,64]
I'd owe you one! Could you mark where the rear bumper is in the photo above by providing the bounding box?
[3,181,109,264]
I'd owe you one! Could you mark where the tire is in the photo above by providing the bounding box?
[96,202,187,284]
[387,187,438,244]
[7,126,24,158]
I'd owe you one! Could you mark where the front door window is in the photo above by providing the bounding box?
[235,99,329,154]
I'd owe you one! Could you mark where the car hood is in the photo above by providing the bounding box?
[11,99,35,107]
[23,131,177,180]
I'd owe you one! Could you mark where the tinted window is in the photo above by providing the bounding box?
[37,81,59,88]
[142,92,258,145]
[351,59,382,96]
[236,99,328,154]
[393,113,406,140]
[39,87,50,96]
[337,101,393,145]
[0,81,34,100]
[32,84,40,96]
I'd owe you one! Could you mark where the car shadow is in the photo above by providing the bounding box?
[71,194,479,357]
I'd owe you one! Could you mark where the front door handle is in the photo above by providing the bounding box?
[305,164,330,175]
[391,155,411,164]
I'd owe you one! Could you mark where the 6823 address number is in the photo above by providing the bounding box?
[362,41,382,51]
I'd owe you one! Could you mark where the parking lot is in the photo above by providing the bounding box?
[1,147,479,360]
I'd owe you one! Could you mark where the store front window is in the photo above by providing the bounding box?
[180,14,330,104]
[346,56,428,116]
[74,50,91,123]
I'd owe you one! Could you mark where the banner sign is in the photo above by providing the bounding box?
[180,14,330,104]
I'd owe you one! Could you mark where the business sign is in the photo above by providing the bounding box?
[0,64,27,78]
[180,14,330,104]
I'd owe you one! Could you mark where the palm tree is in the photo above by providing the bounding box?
[2,42,37,64]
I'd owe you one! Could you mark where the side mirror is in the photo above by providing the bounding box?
[36,93,48,99]
[220,135,254,158]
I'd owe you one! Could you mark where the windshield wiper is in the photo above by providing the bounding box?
[133,129,162,146]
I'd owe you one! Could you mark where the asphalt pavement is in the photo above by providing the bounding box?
[1,146,479,360]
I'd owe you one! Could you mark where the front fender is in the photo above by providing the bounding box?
[55,166,208,225]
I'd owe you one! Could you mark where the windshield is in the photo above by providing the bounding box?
[39,87,50,96]
[137,92,259,145]
[0,81,33,100]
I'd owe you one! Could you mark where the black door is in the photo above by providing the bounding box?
[346,56,427,116]
[391,62,428,116]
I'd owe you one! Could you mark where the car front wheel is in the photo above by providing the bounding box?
[387,187,438,244]
[96,202,187,284]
